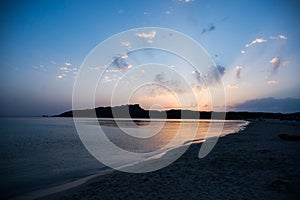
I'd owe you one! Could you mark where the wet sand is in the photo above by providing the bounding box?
[42,119,300,200]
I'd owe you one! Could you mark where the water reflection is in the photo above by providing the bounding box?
[79,119,247,153]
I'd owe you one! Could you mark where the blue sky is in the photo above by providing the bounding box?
[0,0,300,116]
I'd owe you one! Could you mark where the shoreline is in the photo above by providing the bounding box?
[9,119,247,200]
[41,119,300,200]
[11,169,114,200]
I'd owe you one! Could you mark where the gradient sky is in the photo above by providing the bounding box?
[0,0,300,116]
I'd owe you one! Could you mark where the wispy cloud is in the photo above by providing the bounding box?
[282,61,289,66]
[56,74,66,79]
[121,41,131,47]
[60,67,69,71]
[120,54,128,59]
[105,69,122,73]
[192,70,203,85]
[194,65,226,85]
[269,36,277,40]
[32,64,45,70]
[59,66,77,72]
[147,72,187,96]
[267,80,279,85]
[245,38,267,48]
[178,0,194,3]
[57,65,78,79]
[201,24,215,34]
[206,65,226,84]
[154,72,181,89]
[88,65,107,71]
[269,56,281,74]
[65,62,72,66]
[103,76,112,83]
[279,35,288,40]
[136,72,180,98]
[270,34,288,40]
[235,66,242,79]
[227,84,239,89]
[136,31,157,43]
[136,31,156,39]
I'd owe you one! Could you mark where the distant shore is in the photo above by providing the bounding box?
[54,104,300,121]
[42,119,300,200]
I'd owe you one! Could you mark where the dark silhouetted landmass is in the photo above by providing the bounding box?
[53,104,300,121]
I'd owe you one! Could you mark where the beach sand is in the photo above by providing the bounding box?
[42,120,300,200]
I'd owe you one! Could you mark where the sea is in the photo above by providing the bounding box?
[0,117,248,199]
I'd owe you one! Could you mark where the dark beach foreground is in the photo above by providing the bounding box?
[42,120,300,200]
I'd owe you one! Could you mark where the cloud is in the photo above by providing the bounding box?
[270,35,288,40]
[269,56,281,73]
[32,65,45,70]
[196,65,226,85]
[60,67,69,71]
[269,36,277,40]
[217,65,226,76]
[136,31,157,43]
[154,73,165,82]
[231,97,300,113]
[227,84,239,89]
[137,72,183,98]
[103,76,112,82]
[279,35,288,40]
[120,54,128,59]
[269,56,280,64]
[56,74,66,79]
[192,70,202,84]
[105,69,122,73]
[201,24,215,34]
[112,55,132,70]
[59,66,77,73]
[235,66,242,79]
[209,65,225,83]
[121,41,131,47]
[179,0,194,3]
[152,72,185,95]
[241,50,245,54]
[154,72,180,88]
[282,61,289,66]
[57,66,78,80]
[65,62,72,66]
[88,65,107,71]
[245,38,267,48]
[267,80,279,85]
[136,31,156,39]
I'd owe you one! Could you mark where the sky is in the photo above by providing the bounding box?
[0,0,300,116]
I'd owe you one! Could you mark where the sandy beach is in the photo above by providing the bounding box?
[42,120,300,200]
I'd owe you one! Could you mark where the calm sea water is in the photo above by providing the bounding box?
[0,117,248,199]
